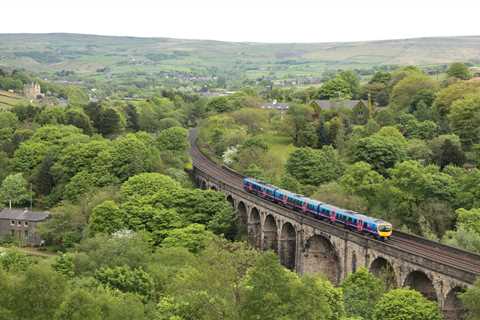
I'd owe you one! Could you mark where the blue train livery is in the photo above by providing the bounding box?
[243,177,392,239]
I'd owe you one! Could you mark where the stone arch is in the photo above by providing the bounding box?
[226,195,235,208]
[237,201,248,225]
[263,214,278,253]
[200,180,207,190]
[248,207,261,249]
[210,184,218,191]
[443,287,466,320]
[303,235,340,284]
[237,201,248,238]
[351,251,357,273]
[404,270,438,301]
[280,222,296,270]
[370,257,397,289]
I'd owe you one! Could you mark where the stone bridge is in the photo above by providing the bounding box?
[193,167,479,320]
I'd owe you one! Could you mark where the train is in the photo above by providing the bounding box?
[243,177,393,240]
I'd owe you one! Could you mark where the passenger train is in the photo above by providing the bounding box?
[243,177,393,239]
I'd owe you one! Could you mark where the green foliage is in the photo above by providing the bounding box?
[0,250,32,272]
[240,253,333,320]
[53,253,75,277]
[157,127,189,152]
[13,264,68,320]
[89,200,124,235]
[447,62,472,80]
[120,173,180,200]
[433,81,480,129]
[340,162,384,204]
[38,203,87,250]
[286,146,345,185]
[372,289,442,320]
[341,268,385,319]
[449,93,480,147]
[443,226,480,254]
[353,127,407,175]
[460,279,480,320]
[0,173,31,207]
[317,77,353,100]
[55,287,146,320]
[95,265,155,299]
[390,73,437,111]
[161,224,214,254]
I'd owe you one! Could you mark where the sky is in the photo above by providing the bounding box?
[1,0,479,43]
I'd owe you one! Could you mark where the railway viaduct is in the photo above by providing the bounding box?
[190,133,480,320]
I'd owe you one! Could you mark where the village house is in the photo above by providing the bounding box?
[0,208,50,246]
[260,99,290,111]
[313,99,371,110]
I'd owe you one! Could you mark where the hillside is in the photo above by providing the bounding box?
[0,33,479,85]
[0,90,28,110]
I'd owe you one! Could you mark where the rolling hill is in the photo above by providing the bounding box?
[0,33,479,84]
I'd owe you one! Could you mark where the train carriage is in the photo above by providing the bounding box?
[242,177,392,239]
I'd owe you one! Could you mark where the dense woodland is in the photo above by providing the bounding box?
[0,63,479,319]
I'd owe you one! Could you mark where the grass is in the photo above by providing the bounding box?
[0,90,28,110]
[257,132,296,180]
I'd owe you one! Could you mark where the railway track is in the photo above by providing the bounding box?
[189,129,480,279]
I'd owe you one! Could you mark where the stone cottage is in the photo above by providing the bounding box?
[0,208,50,246]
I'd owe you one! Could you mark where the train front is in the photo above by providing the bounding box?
[377,223,393,238]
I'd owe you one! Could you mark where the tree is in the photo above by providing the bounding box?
[240,253,332,320]
[0,173,31,208]
[447,62,472,80]
[353,127,407,175]
[109,133,159,181]
[460,279,480,319]
[94,265,155,300]
[390,74,437,111]
[286,146,345,186]
[317,77,352,99]
[285,104,315,146]
[157,117,182,131]
[429,134,465,168]
[38,205,86,251]
[456,208,480,234]
[0,250,32,272]
[448,93,480,147]
[12,264,67,320]
[55,287,145,320]
[125,104,140,131]
[433,81,480,130]
[338,70,361,99]
[156,239,259,320]
[64,108,94,135]
[161,224,214,254]
[372,289,442,320]
[157,127,188,152]
[340,162,384,203]
[89,200,125,235]
[98,108,122,136]
[73,232,154,274]
[55,288,102,320]
[341,268,385,319]
[120,173,180,201]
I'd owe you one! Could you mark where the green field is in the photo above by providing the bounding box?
[0,33,479,86]
[0,90,27,110]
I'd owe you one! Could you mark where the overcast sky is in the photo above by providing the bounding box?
[2,0,479,43]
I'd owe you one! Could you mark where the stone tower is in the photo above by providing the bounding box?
[23,82,42,100]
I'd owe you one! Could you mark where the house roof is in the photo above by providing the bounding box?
[261,101,289,110]
[0,208,50,222]
[313,99,367,110]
